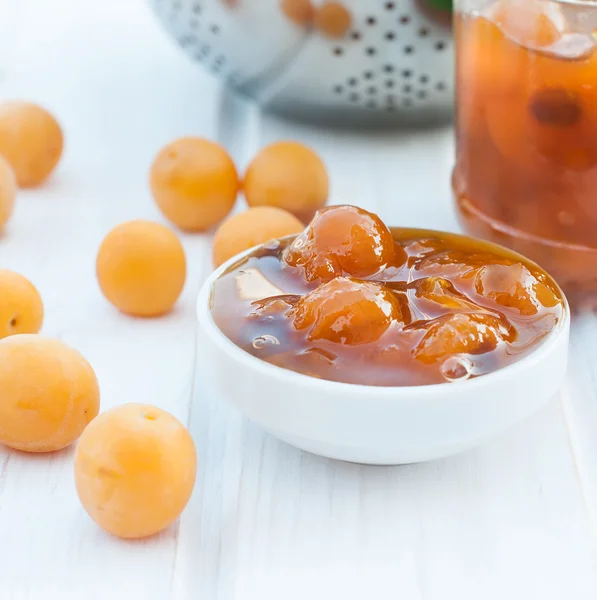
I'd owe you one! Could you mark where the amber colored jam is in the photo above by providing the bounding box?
[453,0,597,307]
[211,205,564,387]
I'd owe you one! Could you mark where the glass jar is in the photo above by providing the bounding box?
[452,0,597,307]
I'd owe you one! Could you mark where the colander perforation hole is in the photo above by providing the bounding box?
[435,41,447,51]
[192,3,201,14]
[385,32,396,41]
[351,31,362,41]
[367,86,377,95]
[385,2,396,10]
[366,47,377,56]
[179,35,197,48]
[334,85,343,94]
[364,71,374,80]
[419,75,429,84]
[210,24,220,34]
[349,92,360,103]
[201,44,211,56]
[436,82,446,91]
[348,77,358,86]
[385,80,395,89]
[366,17,377,26]
[403,84,412,93]
[333,47,344,56]
[418,27,429,37]
[402,69,412,78]
[404,45,414,55]
[214,55,225,67]
[417,90,427,99]
[399,15,410,25]
[383,64,394,74]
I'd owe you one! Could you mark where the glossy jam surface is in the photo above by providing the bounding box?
[284,205,405,283]
[211,206,564,387]
[453,0,597,306]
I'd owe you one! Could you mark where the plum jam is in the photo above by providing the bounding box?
[211,205,565,387]
[453,0,597,306]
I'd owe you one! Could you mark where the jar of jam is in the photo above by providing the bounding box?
[452,0,597,307]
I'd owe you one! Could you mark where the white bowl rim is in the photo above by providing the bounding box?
[197,230,570,398]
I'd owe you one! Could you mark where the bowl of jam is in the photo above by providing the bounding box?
[198,205,570,464]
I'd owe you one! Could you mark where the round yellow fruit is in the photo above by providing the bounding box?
[281,0,314,25]
[0,335,100,452]
[0,270,44,339]
[243,141,329,223]
[74,403,197,539]
[96,220,187,317]
[150,137,240,232]
[0,101,63,187]
[212,206,304,267]
[0,155,16,229]
[314,2,352,39]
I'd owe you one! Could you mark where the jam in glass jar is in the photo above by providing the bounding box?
[453,0,597,307]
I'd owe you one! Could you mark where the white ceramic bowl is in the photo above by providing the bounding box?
[197,241,570,465]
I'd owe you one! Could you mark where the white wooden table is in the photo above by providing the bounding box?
[2,1,597,598]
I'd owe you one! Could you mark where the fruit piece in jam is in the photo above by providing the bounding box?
[473,263,560,316]
[211,205,565,387]
[290,277,404,345]
[283,205,405,284]
[410,276,482,312]
[412,312,516,365]
[490,0,563,49]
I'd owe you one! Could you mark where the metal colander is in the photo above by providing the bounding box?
[149,0,455,126]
